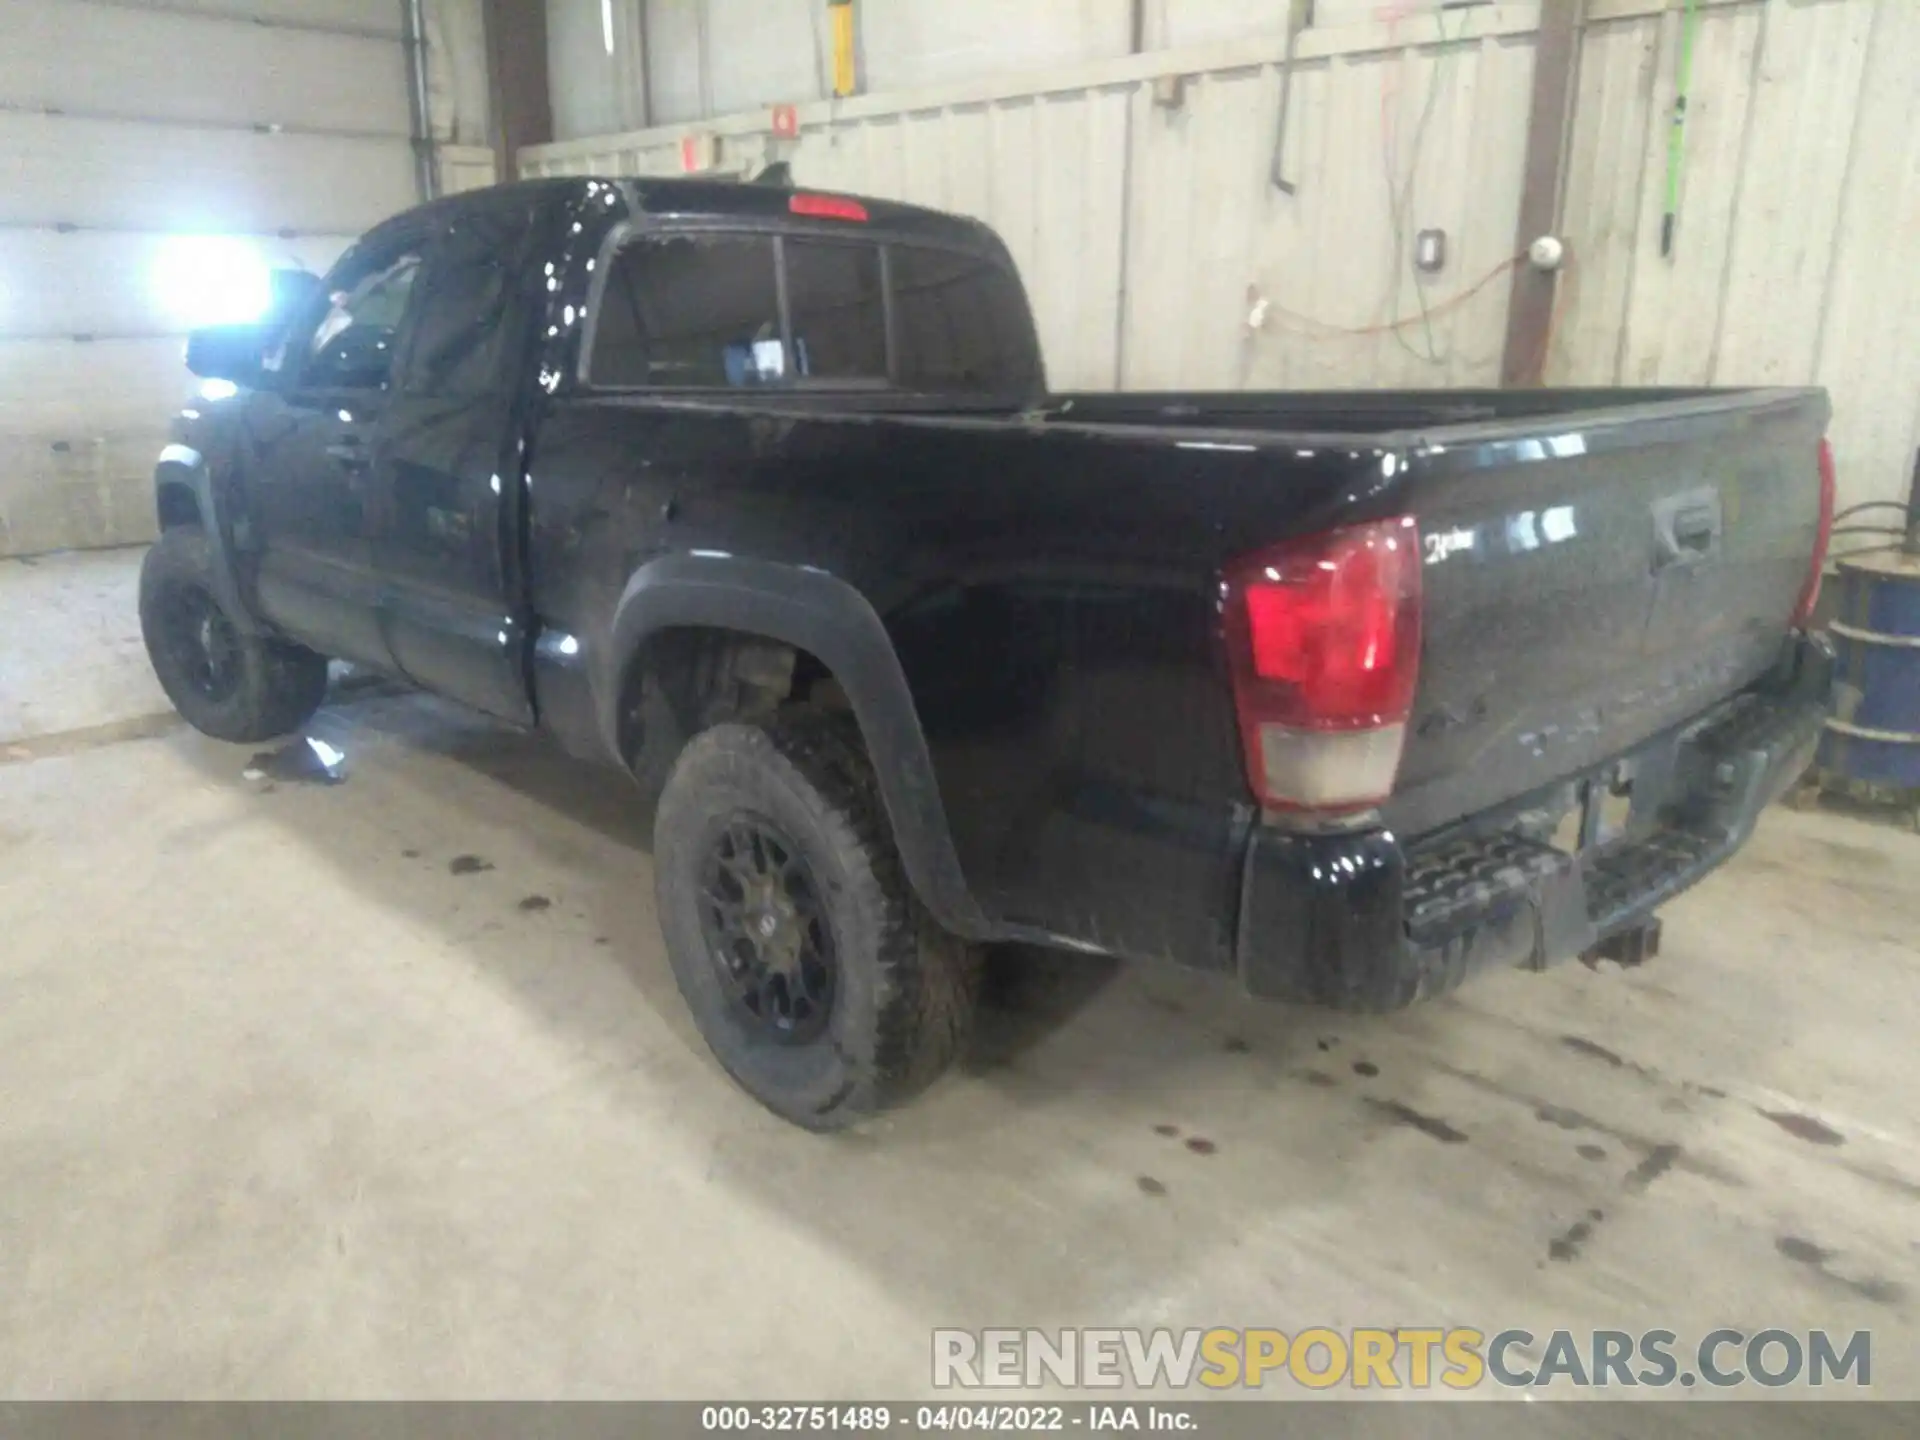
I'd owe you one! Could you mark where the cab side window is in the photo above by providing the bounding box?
[301,250,423,390]
[592,234,783,388]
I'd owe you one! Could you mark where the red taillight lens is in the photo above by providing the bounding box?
[1792,438,1836,628]
[1223,516,1422,812]
[1228,516,1423,729]
[789,193,869,222]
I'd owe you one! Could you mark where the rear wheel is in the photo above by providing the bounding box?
[139,529,330,743]
[652,714,981,1130]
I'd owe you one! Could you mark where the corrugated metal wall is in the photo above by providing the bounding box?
[542,0,1457,137]
[531,0,1918,513]
[1558,0,1920,516]
[525,6,1540,391]
[1122,19,1536,394]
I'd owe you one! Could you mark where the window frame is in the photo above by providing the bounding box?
[576,216,1032,400]
[586,226,800,393]
[394,198,547,400]
[285,230,431,394]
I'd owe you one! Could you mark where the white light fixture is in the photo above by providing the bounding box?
[601,0,615,54]
[153,236,272,328]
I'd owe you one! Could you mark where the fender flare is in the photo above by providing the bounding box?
[602,553,994,940]
[154,443,260,636]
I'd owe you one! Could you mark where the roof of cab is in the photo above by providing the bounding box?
[367,175,1002,258]
[626,175,996,249]
[491,175,991,247]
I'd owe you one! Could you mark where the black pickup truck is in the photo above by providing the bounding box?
[144,177,1834,1128]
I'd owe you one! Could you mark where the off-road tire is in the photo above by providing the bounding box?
[139,528,330,743]
[652,713,981,1130]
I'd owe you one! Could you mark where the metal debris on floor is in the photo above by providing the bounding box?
[242,735,347,787]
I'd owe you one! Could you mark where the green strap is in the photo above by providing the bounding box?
[1663,0,1700,255]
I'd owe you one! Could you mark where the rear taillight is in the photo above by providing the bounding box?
[1222,516,1422,814]
[1791,438,1837,629]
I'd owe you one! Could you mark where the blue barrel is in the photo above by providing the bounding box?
[1819,551,1920,787]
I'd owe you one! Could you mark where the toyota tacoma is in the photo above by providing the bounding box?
[142,177,1835,1128]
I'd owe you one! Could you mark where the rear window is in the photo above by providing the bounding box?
[592,234,785,387]
[891,247,1039,395]
[588,229,1038,395]
[785,239,886,382]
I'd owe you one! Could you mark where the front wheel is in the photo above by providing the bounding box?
[139,529,330,743]
[652,715,981,1130]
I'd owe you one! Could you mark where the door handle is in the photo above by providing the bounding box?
[1672,505,1717,550]
[1651,490,1721,570]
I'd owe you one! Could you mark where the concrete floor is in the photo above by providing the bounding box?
[3,548,1919,1401]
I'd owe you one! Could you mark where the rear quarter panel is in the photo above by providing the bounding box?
[527,400,1393,968]
[527,386,1826,973]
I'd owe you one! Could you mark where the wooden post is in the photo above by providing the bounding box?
[482,0,554,184]
[1500,0,1585,387]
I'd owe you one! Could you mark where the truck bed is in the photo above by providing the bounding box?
[540,383,1827,971]
[1044,386,1732,434]
[1052,386,1831,837]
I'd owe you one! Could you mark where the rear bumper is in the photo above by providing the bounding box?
[1234,633,1833,1011]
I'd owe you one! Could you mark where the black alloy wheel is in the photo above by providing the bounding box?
[153,583,244,705]
[138,528,331,742]
[651,716,982,1129]
[698,814,838,1043]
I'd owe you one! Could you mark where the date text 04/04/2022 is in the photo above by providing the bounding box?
[698,1405,1195,1432]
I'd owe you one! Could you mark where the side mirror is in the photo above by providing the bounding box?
[185,324,270,387]
[182,268,325,391]
[268,267,323,321]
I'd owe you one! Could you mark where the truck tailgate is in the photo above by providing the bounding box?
[1386,389,1829,838]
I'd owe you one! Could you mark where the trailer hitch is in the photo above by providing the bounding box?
[1582,917,1663,969]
